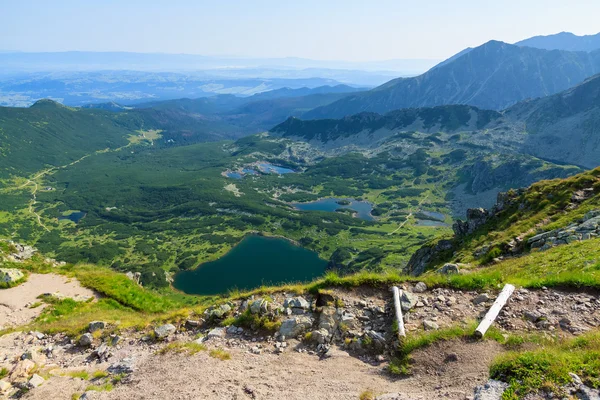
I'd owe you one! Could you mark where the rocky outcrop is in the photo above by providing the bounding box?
[453,190,523,237]
[0,268,24,283]
[528,210,600,250]
[405,239,453,275]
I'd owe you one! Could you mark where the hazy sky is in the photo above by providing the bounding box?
[1,0,599,61]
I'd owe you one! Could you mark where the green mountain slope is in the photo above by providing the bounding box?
[0,100,134,178]
[305,41,600,119]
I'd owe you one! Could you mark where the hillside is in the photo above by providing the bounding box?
[305,41,600,119]
[0,100,134,177]
[506,73,600,168]
[516,31,600,52]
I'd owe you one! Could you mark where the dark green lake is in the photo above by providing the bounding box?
[172,235,327,295]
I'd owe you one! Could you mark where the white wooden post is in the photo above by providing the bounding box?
[474,284,515,338]
[392,286,406,338]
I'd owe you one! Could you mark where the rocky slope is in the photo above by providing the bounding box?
[305,41,600,119]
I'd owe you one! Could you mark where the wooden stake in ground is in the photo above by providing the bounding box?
[474,284,515,338]
[392,286,406,338]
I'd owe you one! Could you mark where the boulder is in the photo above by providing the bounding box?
[9,359,35,381]
[207,327,227,339]
[284,296,310,314]
[439,263,460,275]
[205,304,232,319]
[318,306,337,333]
[27,374,44,389]
[400,291,418,312]
[0,268,24,283]
[108,358,135,374]
[88,321,106,333]
[185,319,203,328]
[279,315,313,338]
[311,328,330,344]
[473,293,491,305]
[423,320,439,330]
[249,299,264,314]
[473,379,508,400]
[153,324,176,339]
[413,282,427,293]
[0,380,11,394]
[78,333,94,347]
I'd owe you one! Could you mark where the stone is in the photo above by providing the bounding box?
[0,380,11,393]
[95,343,109,360]
[78,333,94,347]
[153,324,176,339]
[207,327,227,339]
[279,315,313,338]
[400,291,418,312]
[9,359,35,381]
[32,331,45,340]
[423,320,439,330]
[413,282,427,293]
[0,268,24,283]
[311,328,330,344]
[249,299,265,314]
[578,385,600,400]
[205,304,232,319]
[28,374,44,389]
[473,379,508,400]
[226,325,239,335]
[439,263,460,275]
[185,319,203,328]
[524,310,543,323]
[108,358,135,374]
[444,352,459,362]
[250,346,261,355]
[284,296,310,314]
[88,321,106,332]
[473,293,491,305]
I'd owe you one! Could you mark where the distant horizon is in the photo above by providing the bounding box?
[3,0,600,61]
[1,30,599,62]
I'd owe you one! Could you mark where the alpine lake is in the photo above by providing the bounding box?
[173,235,327,295]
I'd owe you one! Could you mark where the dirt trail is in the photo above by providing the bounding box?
[0,273,96,328]
[22,339,502,400]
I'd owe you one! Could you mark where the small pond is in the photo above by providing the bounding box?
[173,235,327,295]
[292,198,374,221]
[414,219,450,227]
[58,211,87,223]
[225,172,243,179]
[256,162,295,174]
[419,210,447,222]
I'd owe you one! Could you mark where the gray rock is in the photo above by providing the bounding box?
[400,291,418,312]
[0,268,24,283]
[473,379,508,400]
[413,282,427,293]
[185,319,203,328]
[279,315,313,338]
[577,385,600,400]
[27,374,44,389]
[311,328,330,344]
[88,321,106,333]
[284,296,310,313]
[249,299,265,314]
[423,320,439,330]
[78,333,93,347]
[207,327,227,339]
[153,324,176,339]
[226,325,239,335]
[439,263,460,275]
[94,343,109,360]
[108,358,135,374]
[473,293,491,305]
[524,310,543,322]
[205,304,232,319]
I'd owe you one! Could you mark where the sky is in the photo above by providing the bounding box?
[1,0,599,61]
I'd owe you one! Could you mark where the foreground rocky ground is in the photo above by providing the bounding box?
[0,275,599,399]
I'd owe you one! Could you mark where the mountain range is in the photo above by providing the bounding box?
[515,31,600,52]
[305,40,600,119]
